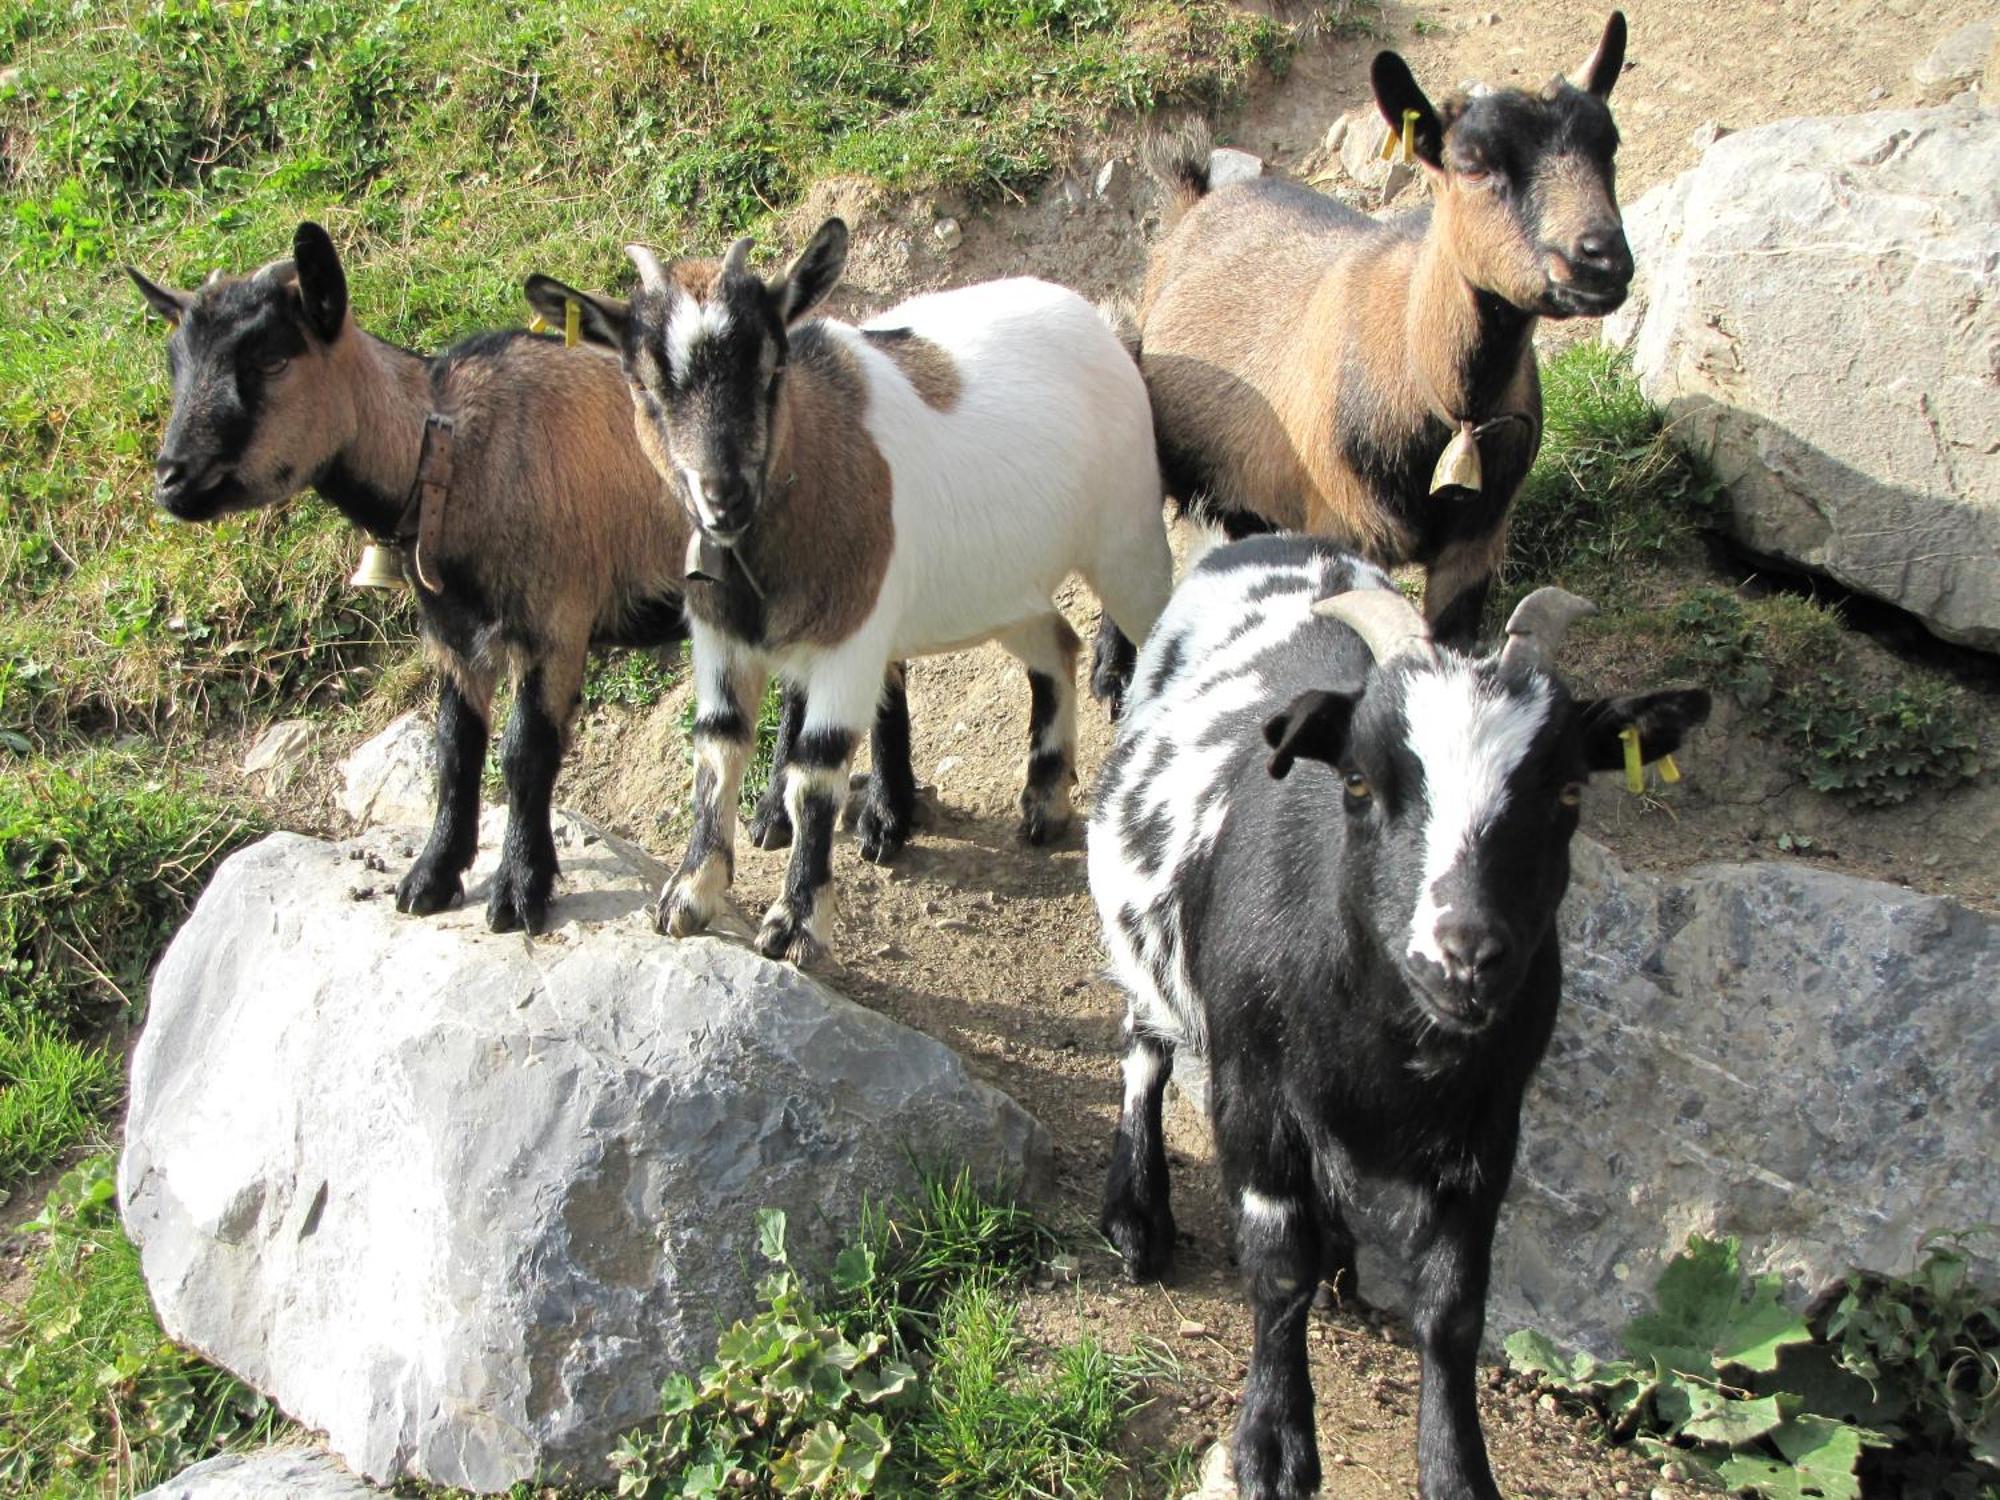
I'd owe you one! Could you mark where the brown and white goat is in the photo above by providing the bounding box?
[1093,13,1634,705]
[528,219,1173,965]
[125,222,903,933]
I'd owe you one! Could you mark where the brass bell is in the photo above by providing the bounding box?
[1429,423,1483,494]
[349,542,407,590]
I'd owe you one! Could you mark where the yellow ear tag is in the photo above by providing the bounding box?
[563,299,581,349]
[1657,754,1682,784]
[1401,107,1419,163]
[528,314,549,335]
[1619,726,1645,795]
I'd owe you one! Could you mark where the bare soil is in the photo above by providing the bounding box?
[122,2,2000,1493]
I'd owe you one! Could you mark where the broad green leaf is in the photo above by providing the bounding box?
[833,1244,875,1294]
[851,1359,918,1405]
[1623,1234,1812,1377]
[1714,1414,1871,1500]
[1680,1389,1785,1446]
[757,1207,789,1265]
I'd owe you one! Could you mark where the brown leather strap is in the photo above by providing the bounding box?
[396,413,455,593]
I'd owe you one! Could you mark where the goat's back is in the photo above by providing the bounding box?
[1088,535,1390,1051]
[431,332,687,636]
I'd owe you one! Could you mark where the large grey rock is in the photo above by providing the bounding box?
[1607,104,2000,651]
[336,710,436,827]
[138,1447,379,1498]
[121,813,1051,1493]
[1172,839,1999,1356]
[1912,15,1994,99]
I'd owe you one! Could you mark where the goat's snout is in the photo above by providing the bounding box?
[1569,224,1633,285]
[1435,918,1508,991]
[153,450,223,515]
[683,468,758,541]
[1544,223,1632,316]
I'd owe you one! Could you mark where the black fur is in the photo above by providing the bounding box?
[855,664,915,864]
[488,665,566,934]
[395,676,488,918]
[1096,534,1707,1500]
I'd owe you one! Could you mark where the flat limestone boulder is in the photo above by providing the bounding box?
[1170,838,1999,1355]
[1607,103,2000,652]
[138,1447,380,1498]
[120,812,1051,1492]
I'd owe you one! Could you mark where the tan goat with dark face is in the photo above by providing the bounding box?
[1092,14,1634,708]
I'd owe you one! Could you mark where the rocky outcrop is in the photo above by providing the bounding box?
[1171,839,1999,1356]
[1607,103,2000,652]
[120,812,1051,1493]
[336,710,435,828]
[137,1447,379,1498]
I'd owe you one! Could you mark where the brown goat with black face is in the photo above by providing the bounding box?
[1093,14,1633,708]
[125,222,904,934]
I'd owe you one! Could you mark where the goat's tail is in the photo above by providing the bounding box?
[1142,118,1213,229]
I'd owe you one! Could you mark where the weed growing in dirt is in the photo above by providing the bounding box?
[1509,1230,2000,1499]
[585,649,686,712]
[1503,343,1718,605]
[0,1156,284,1496]
[1,0,1280,744]
[610,1172,1152,1498]
[1665,589,1989,806]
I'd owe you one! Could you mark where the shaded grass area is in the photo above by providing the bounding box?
[0,1156,283,1497]
[0,0,1283,745]
[1503,344,1992,807]
[0,753,262,1185]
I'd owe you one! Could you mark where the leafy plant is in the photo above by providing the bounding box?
[1510,1232,2000,1499]
[609,1208,917,1498]
[0,1156,284,1496]
[1665,589,1988,807]
[586,648,684,711]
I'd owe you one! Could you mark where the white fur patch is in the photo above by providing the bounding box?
[665,292,731,382]
[679,466,720,530]
[1122,1043,1166,1113]
[1240,1189,1293,1226]
[1401,664,1550,966]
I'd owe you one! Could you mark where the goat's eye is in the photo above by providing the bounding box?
[1559,782,1584,808]
[258,354,289,375]
[1343,772,1373,803]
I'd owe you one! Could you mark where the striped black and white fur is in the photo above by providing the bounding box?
[1088,534,1707,1500]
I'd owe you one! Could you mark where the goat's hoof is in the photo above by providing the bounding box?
[657,884,712,939]
[1100,1200,1175,1283]
[755,906,824,966]
[1232,1406,1321,1500]
[486,867,553,935]
[1017,802,1074,848]
[855,800,910,865]
[746,805,794,851]
[395,863,464,917]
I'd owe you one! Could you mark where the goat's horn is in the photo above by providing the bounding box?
[1312,588,1434,666]
[1499,586,1598,674]
[204,267,225,286]
[625,244,669,293]
[251,258,296,288]
[722,236,755,277]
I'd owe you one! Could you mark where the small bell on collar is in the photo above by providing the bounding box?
[1430,421,1483,495]
[349,541,407,590]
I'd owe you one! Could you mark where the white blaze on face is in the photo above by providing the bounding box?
[679,466,720,530]
[665,290,732,384]
[1400,663,1550,968]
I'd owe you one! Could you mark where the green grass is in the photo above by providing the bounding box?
[0,752,261,1186]
[0,1156,284,1497]
[0,0,1283,745]
[610,1171,1160,1498]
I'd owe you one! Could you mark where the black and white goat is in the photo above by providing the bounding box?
[529,220,1172,964]
[1093,14,1634,705]
[126,223,908,933]
[1089,535,1707,1500]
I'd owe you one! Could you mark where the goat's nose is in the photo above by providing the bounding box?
[155,456,191,499]
[1435,921,1508,988]
[1574,227,1632,278]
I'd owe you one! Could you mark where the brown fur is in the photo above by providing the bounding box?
[862,328,961,411]
[733,330,895,647]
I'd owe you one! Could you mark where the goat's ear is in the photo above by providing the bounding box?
[1577,688,1710,773]
[126,266,190,328]
[1370,52,1446,169]
[1572,11,1627,98]
[771,218,848,326]
[1263,690,1359,781]
[292,222,348,341]
[522,274,630,351]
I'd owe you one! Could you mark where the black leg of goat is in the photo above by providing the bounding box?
[487,661,567,935]
[1101,1016,1176,1281]
[396,672,491,918]
[757,724,855,965]
[1227,1137,1324,1500]
[746,685,805,851]
[855,661,914,864]
[1410,1182,1507,1500]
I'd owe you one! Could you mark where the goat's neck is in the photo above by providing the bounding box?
[1404,231,1536,425]
[314,328,432,538]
